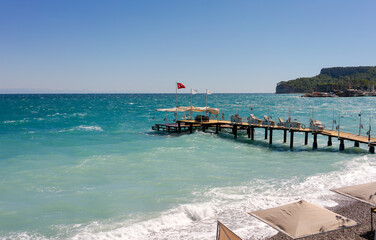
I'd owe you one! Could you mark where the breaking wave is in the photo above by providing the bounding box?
[5,155,373,240]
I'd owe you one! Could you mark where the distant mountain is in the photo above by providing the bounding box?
[276,66,376,93]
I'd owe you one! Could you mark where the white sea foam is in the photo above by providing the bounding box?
[57,125,104,133]
[3,119,29,124]
[0,232,47,240]
[72,126,103,132]
[50,155,376,240]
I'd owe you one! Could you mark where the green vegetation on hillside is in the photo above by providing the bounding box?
[276,66,376,93]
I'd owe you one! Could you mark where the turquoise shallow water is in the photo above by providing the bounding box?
[1,94,376,239]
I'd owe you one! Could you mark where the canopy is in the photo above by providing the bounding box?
[216,221,242,240]
[156,107,187,112]
[156,106,220,115]
[194,106,220,115]
[331,182,376,206]
[249,200,357,239]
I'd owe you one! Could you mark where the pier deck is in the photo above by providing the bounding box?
[153,119,376,153]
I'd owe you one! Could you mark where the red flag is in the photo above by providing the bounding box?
[177,82,185,89]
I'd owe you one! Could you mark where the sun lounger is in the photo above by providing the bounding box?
[231,114,242,124]
[261,115,276,126]
[310,119,325,131]
[277,117,288,127]
[247,114,262,125]
[289,121,302,129]
[276,117,302,129]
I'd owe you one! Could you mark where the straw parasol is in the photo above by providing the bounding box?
[249,200,357,239]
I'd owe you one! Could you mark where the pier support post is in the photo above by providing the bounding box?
[233,125,238,138]
[167,126,170,132]
[369,146,375,154]
[157,125,160,131]
[290,131,294,149]
[202,124,205,132]
[313,133,318,150]
[354,141,360,147]
[339,139,345,151]
[304,132,308,145]
[328,136,332,146]
[264,128,268,140]
[178,122,181,133]
[283,129,287,143]
[216,124,219,134]
[189,124,193,134]
[251,127,254,140]
[269,129,273,145]
[247,127,250,138]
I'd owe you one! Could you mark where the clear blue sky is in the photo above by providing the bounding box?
[1,0,375,93]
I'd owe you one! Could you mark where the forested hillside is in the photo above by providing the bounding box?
[276,67,376,93]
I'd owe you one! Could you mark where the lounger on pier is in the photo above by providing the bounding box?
[261,115,276,126]
[309,119,325,131]
[288,121,302,129]
[277,117,288,128]
[247,114,262,125]
[231,114,242,124]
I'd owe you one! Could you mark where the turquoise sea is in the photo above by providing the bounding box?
[1,93,376,239]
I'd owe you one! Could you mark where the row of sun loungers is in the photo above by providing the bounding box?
[246,114,325,131]
[232,113,325,131]
[247,114,303,129]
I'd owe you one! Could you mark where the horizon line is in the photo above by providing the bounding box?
[0,92,276,94]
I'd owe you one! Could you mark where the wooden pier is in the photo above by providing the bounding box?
[153,119,376,153]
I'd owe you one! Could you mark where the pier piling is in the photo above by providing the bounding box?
[283,129,287,143]
[269,129,273,145]
[247,127,250,138]
[290,131,294,148]
[251,127,254,140]
[370,146,375,154]
[233,125,238,138]
[264,128,268,140]
[328,136,332,146]
[354,141,360,147]
[189,124,193,134]
[339,139,345,151]
[304,132,308,145]
[313,133,318,149]
[216,124,219,134]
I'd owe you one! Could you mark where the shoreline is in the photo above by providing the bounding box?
[266,195,375,240]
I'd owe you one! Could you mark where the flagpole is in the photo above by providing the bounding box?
[191,89,193,107]
[190,89,193,120]
[176,82,178,109]
[206,89,208,117]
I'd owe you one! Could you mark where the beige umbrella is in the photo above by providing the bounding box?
[216,221,242,240]
[331,182,376,231]
[331,182,376,206]
[249,200,357,239]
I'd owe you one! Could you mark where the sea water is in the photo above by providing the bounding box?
[0,93,375,240]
